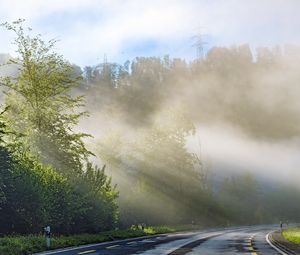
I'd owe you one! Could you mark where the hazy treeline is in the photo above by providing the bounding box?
[80,44,300,141]
[75,43,300,226]
[1,20,300,236]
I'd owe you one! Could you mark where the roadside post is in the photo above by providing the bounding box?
[44,226,51,249]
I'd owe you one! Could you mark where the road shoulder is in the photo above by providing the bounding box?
[268,230,300,254]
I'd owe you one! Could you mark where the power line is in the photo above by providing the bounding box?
[191,32,208,60]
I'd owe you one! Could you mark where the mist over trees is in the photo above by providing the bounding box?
[81,44,300,141]
[1,20,300,236]
[78,43,300,226]
[94,109,222,226]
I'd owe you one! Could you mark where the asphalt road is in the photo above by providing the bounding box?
[37,225,287,255]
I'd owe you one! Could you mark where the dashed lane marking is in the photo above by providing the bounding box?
[251,236,257,255]
[139,239,156,243]
[127,241,137,245]
[248,234,257,255]
[77,250,96,254]
[106,244,120,249]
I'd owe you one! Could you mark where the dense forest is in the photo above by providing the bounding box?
[1,20,300,236]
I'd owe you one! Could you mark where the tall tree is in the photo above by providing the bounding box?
[0,19,91,175]
[0,20,119,234]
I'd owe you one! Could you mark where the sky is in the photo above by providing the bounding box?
[0,0,299,67]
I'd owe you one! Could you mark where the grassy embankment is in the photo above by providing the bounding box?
[0,225,200,255]
[283,227,300,244]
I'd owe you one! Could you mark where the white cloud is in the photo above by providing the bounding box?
[0,0,97,21]
[0,0,299,65]
[57,0,199,63]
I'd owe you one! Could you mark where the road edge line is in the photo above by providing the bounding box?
[266,232,288,255]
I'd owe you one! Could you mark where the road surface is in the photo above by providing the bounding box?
[37,225,287,255]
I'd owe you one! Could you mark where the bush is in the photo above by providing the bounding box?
[0,227,176,255]
[283,227,300,244]
[0,150,118,235]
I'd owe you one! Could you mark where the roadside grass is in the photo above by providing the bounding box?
[0,225,200,255]
[283,227,300,244]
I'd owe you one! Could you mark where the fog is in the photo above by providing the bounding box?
[1,1,300,240]
[2,41,300,226]
[188,124,300,186]
[74,45,300,188]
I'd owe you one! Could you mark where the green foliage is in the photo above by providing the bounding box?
[0,226,176,255]
[70,163,119,233]
[1,18,300,238]
[0,108,14,213]
[0,19,91,175]
[0,151,71,234]
[0,20,118,235]
[216,173,265,225]
[0,133,118,235]
[263,185,300,222]
[96,108,220,226]
[283,227,300,244]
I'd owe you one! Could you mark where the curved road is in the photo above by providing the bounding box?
[37,225,287,255]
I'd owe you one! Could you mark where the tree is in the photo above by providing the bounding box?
[0,109,11,214]
[217,173,264,224]
[95,107,215,226]
[72,163,119,233]
[0,106,73,234]
[0,19,91,176]
[0,20,119,234]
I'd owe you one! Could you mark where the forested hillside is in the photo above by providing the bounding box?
[1,20,300,237]
[77,42,300,226]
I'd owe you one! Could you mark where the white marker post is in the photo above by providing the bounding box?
[44,226,51,249]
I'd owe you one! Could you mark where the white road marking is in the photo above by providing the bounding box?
[266,232,288,255]
[139,232,224,255]
[78,250,96,255]
[139,239,156,243]
[127,241,137,245]
[106,244,120,249]
[33,235,165,255]
[156,236,167,239]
